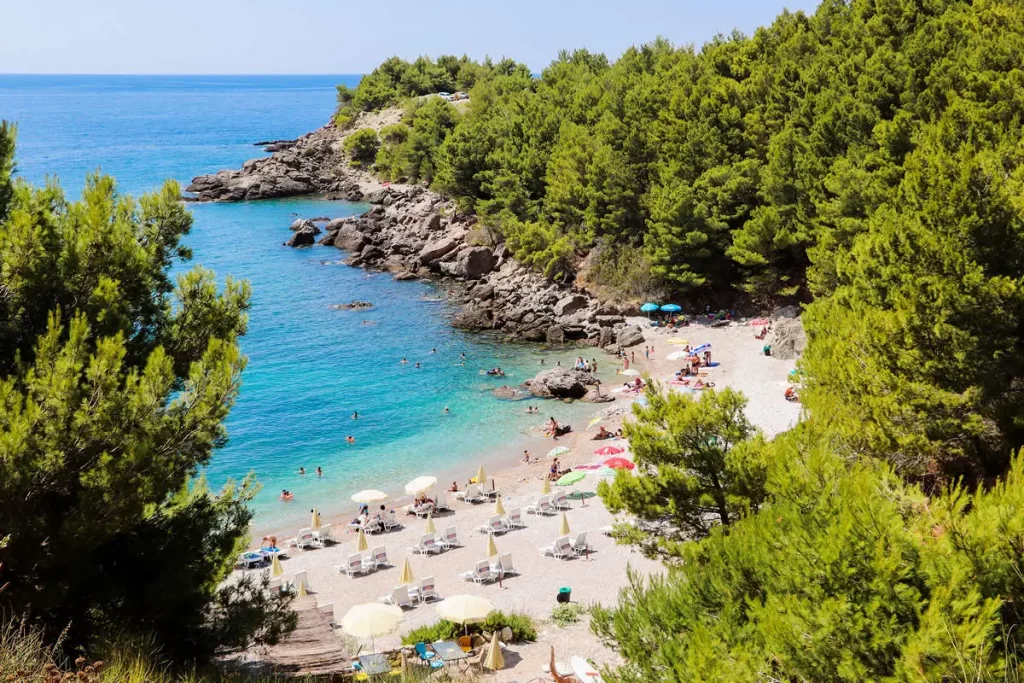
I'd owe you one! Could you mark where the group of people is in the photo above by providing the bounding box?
[573,356,598,372]
[485,367,506,376]
[592,425,623,441]
[623,377,646,393]
[352,503,392,527]
[548,457,572,481]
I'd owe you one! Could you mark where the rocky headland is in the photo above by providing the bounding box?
[184,113,649,350]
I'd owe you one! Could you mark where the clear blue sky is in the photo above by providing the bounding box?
[3,0,820,74]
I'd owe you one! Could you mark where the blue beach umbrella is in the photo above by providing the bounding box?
[660,303,682,313]
[640,302,660,319]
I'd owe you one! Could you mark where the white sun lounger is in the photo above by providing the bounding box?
[383,510,401,531]
[409,576,439,603]
[439,526,460,549]
[525,496,554,515]
[434,491,452,512]
[339,553,369,577]
[477,515,507,535]
[293,527,316,550]
[553,493,571,510]
[313,524,335,546]
[504,508,524,529]
[379,584,414,609]
[410,533,441,555]
[365,545,389,569]
[541,536,573,559]
[571,532,590,555]
[454,484,485,503]
[460,559,496,584]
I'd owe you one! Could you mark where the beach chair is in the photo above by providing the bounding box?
[525,496,554,516]
[504,508,524,530]
[541,536,573,559]
[460,559,496,584]
[294,527,316,550]
[571,532,590,555]
[434,491,452,512]
[379,584,414,609]
[415,643,443,670]
[267,578,282,594]
[413,502,435,518]
[362,517,383,535]
[286,571,309,593]
[316,601,336,628]
[553,493,571,510]
[313,524,335,546]
[410,576,438,603]
[455,484,485,503]
[498,552,517,576]
[410,533,441,555]
[383,510,401,531]
[340,553,369,577]
[484,486,502,499]
[238,551,264,569]
[439,526,460,549]
[477,515,507,535]
[365,545,389,569]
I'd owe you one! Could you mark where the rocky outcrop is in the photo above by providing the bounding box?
[766,317,806,360]
[285,224,317,247]
[614,325,645,348]
[524,367,598,400]
[331,301,374,311]
[185,126,367,202]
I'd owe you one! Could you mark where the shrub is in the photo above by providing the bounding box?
[401,610,536,645]
[551,603,586,627]
[343,128,380,166]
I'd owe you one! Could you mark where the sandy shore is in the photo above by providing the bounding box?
[237,318,802,681]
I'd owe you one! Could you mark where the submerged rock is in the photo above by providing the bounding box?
[332,301,374,311]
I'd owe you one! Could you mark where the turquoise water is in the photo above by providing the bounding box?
[1,75,608,528]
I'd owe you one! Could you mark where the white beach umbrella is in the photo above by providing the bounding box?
[666,351,689,361]
[619,368,641,377]
[436,595,495,625]
[404,476,437,495]
[341,603,403,639]
[351,489,388,504]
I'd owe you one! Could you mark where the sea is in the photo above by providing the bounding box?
[0,75,611,530]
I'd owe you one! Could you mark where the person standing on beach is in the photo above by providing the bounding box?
[645,346,649,360]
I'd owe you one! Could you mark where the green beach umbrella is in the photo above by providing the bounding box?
[547,446,570,458]
[556,471,586,486]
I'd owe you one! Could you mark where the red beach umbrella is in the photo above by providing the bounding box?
[603,457,635,470]
[594,446,624,456]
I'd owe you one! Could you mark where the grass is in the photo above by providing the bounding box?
[550,602,587,627]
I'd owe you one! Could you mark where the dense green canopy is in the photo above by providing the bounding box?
[0,122,293,660]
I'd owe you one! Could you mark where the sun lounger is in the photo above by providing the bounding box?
[477,515,507,535]
[552,493,571,510]
[313,524,335,546]
[365,545,389,569]
[525,496,554,515]
[362,517,383,534]
[383,510,401,531]
[286,571,309,593]
[541,536,573,559]
[293,527,316,550]
[433,491,452,512]
[379,584,414,609]
[340,553,369,577]
[238,551,265,569]
[439,526,460,549]
[571,532,590,555]
[409,576,438,603]
[484,487,502,499]
[454,484,485,503]
[498,552,517,575]
[267,578,282,594]
[413,502,435,518]
[460,559,496,584]
[504,508,524,530]
[410,533,441,555]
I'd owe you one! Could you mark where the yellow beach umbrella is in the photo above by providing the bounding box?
[399,557,416,585]
[311,508,321,531]
[484,631,504,671]
[297,579,308,597]
[436,595,494,625]
[559,512,571,537]
[341,603,403,639]
[356,528,369,553]
[351,489,389,504]
[494,497,506,516]
[486,533,499,559]
[271,554,284,578]
[541,478,552,495]
[587,416,603,429]
[475,464,487,486]
[405,475,437,496]
[425,512,436,535]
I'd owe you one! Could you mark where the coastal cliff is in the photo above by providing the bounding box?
[185,116,646,348]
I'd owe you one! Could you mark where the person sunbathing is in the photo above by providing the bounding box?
[448,480,459,492]
[593,426,613,440]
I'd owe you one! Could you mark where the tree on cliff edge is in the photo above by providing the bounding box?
[0,123,294,661]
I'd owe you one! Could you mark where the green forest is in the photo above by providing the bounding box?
[332,0,1024,680]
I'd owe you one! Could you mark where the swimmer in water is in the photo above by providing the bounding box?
[352,411,358,419]
[443,407,450,415]
[415,362,421,368]
[346,436,356,444]
[299,467,306,475]
[316,466,323,477]
[430,348,437,354]
[400,357,408,364]
[280,489,293,501]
